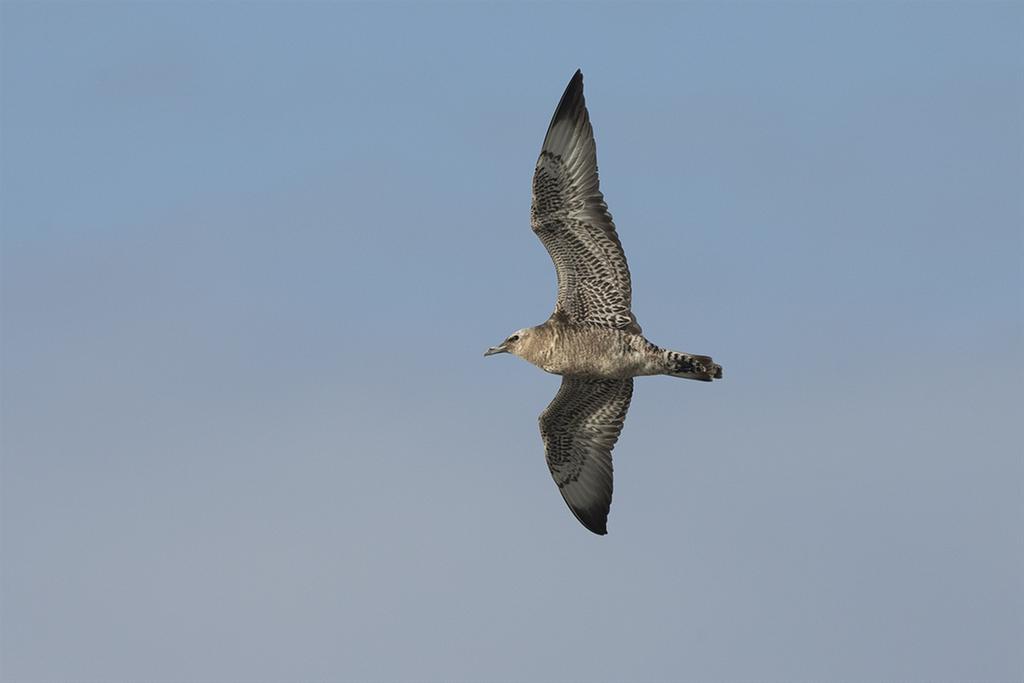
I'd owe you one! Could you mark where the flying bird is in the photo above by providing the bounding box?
[485,70,723,535]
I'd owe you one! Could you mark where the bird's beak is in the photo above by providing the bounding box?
[484,344,508,357]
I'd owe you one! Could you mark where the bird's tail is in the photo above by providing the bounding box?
[662,349,723,382]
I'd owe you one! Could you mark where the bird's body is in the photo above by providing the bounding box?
[485,70,722,535]
[515,318,720,382]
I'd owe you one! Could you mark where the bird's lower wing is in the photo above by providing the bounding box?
[539,377,634,535]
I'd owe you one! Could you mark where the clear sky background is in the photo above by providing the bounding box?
[2,2,1021,681]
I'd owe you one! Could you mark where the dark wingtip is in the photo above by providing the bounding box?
[571,506,609,536]
[550,69,585,125]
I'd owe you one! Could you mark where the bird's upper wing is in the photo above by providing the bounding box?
[531,70,640,334]
[539,377,633,535]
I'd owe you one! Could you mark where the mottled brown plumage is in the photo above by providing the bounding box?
[485,70,722,535]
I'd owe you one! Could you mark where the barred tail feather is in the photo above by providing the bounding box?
[664,350,723,382]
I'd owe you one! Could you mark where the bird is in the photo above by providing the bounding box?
[485,70,723,535]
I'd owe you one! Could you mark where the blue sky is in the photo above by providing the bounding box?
[2,2,1021,681]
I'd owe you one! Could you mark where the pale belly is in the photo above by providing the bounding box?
[539,330,659,379]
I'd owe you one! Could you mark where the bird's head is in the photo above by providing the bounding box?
[484,328,531,358]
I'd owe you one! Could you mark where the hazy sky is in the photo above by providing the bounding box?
[2,2,1021,681]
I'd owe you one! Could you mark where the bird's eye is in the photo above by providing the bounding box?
[507,335,520,343]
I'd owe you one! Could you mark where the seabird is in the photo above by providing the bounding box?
[485,70,723,535]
